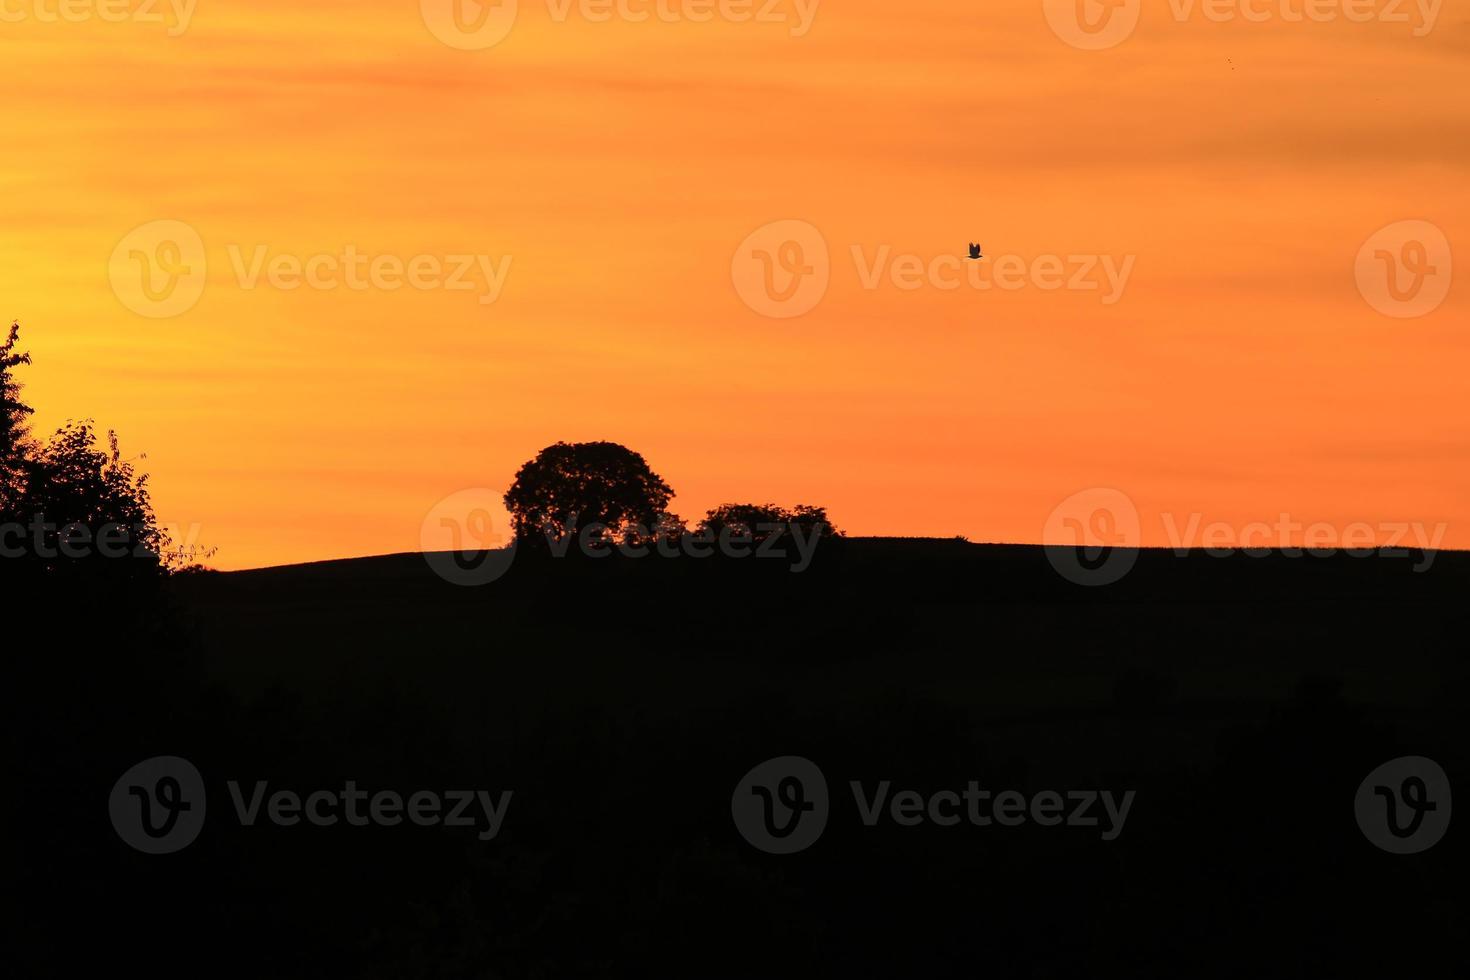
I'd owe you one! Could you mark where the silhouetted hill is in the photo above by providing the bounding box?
[13,540,1468,977]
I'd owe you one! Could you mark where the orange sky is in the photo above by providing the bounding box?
[2,2,1465,569]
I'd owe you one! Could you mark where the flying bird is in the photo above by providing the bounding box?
[967,243,984,260]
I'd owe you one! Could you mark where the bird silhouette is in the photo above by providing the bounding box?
[967,243,984,260]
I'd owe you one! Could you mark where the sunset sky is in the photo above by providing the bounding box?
[3,2,1465,569]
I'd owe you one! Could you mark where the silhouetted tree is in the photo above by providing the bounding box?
[1,321,34,521]
[788,504,840,540]
[697,503,785,540]
[504,441,675,549]
[1,322,172,578]
[21,421,168,574]
[653,510,688,545]
[696,502,842,544]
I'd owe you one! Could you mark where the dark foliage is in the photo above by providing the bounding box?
[0,323,169,580]
[697,502,843,543]
[0,320,34,520]
[503,441,675,549]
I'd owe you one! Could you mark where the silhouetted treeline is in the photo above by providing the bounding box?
[503,440,842,558]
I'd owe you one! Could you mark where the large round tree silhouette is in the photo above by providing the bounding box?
[503,441,674,550]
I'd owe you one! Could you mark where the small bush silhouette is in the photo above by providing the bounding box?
[696,503,842,544]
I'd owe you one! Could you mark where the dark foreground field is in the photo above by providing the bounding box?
[10,540,1468,976]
